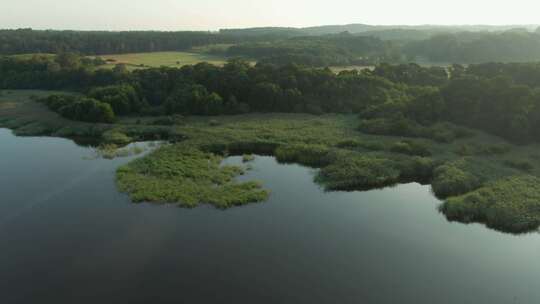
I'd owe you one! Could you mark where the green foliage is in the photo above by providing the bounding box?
[398,157,436,181]
[8,90,540,233]
[165,84,225,115]
[95,143,146,159]
[440,176,540,233]
[335,139,386,151]
[404,31,540,63]
[228,33,394,66]
[455,143,511,156]
[40,94,115,123]
[503,159,534,172]
[358,118,467,143]
[7,54,538,146]
[390,140,431,156]
[275,144,332,167]
[0,29,238,55]
[88,84,144,115]
[316,155,400,190]
[432,161,481,198]
[150,115,185,126]
[242,154,255,163]
[116,145,269,208]
[101,130,132,145]
[441,76,537,143]
[372,63,448,86]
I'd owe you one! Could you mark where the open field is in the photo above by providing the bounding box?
[3,90,540,232]
[329,65,375,73]
[94,51,229,69]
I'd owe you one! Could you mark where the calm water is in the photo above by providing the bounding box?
[1,128,539,304]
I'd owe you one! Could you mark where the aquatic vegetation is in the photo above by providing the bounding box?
[242,154,255,163]
[5,91,540,233]
[275,144,332,167]
[94,143,147,159]
[358,118,471,143]
[316,154,400,190]
[397,156,437,182]
[440,175,540,233]
[390,140,431,157]
[431,161,481,198]
[101,130,132,145]
[116,145,269,208]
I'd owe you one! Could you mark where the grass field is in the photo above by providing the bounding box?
[329,65,375,73]
[3,90,540,233]
[94,51,229,69]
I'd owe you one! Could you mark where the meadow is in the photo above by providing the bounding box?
[94,51,229,69]
[3,90,540,232]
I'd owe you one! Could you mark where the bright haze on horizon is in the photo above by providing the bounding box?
[1,0,539,30]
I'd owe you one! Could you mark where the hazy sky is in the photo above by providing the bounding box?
[2,0,539,31]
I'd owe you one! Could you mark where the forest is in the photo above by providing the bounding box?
[225,33,400,66]
[3,53,540,145]
[2,27,540,65]
[0,29,238,55]
[404,30,540,63]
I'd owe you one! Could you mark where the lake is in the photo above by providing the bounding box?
[1,128,539,304]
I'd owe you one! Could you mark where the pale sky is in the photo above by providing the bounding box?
[2,0,540,31]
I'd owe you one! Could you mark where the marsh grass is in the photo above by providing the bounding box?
[102,130,132,145]
[390,140,432,157]
[503,159,534,172]
[5,90,540,232]
[316,154,400,190]
[94,144,147,159]
[242,154,255,163]
[275,144,333,167]
[440,175,540,233]
[116,145,269,208]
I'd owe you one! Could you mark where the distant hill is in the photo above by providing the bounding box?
[221,24,540,40]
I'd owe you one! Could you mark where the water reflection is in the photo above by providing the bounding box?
[0,129,539,304]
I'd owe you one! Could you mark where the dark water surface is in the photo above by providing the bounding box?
[1,128,539,304]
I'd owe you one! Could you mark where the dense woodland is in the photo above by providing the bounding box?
[404,30,540,63]
[3,52,540,144]
[225,33,400,66]
[3,28,540,65]
[0,29,238,55]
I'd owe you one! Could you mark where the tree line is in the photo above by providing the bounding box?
[0,29,240,55]
[4,53,540,144]
[4,28,540,65]
[225,33,400,66]
[404,30,540,63]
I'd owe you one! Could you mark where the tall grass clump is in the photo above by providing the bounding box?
[390,140,432,156]
[503,159,534,172]
[398,156,437,182]
[440,175,540,233]
[431,161,481,198]
[359,118,471,143]
[116,144,269,208]
[316,154,400,191]
[101,129,132,145]
[275,144,332,167]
